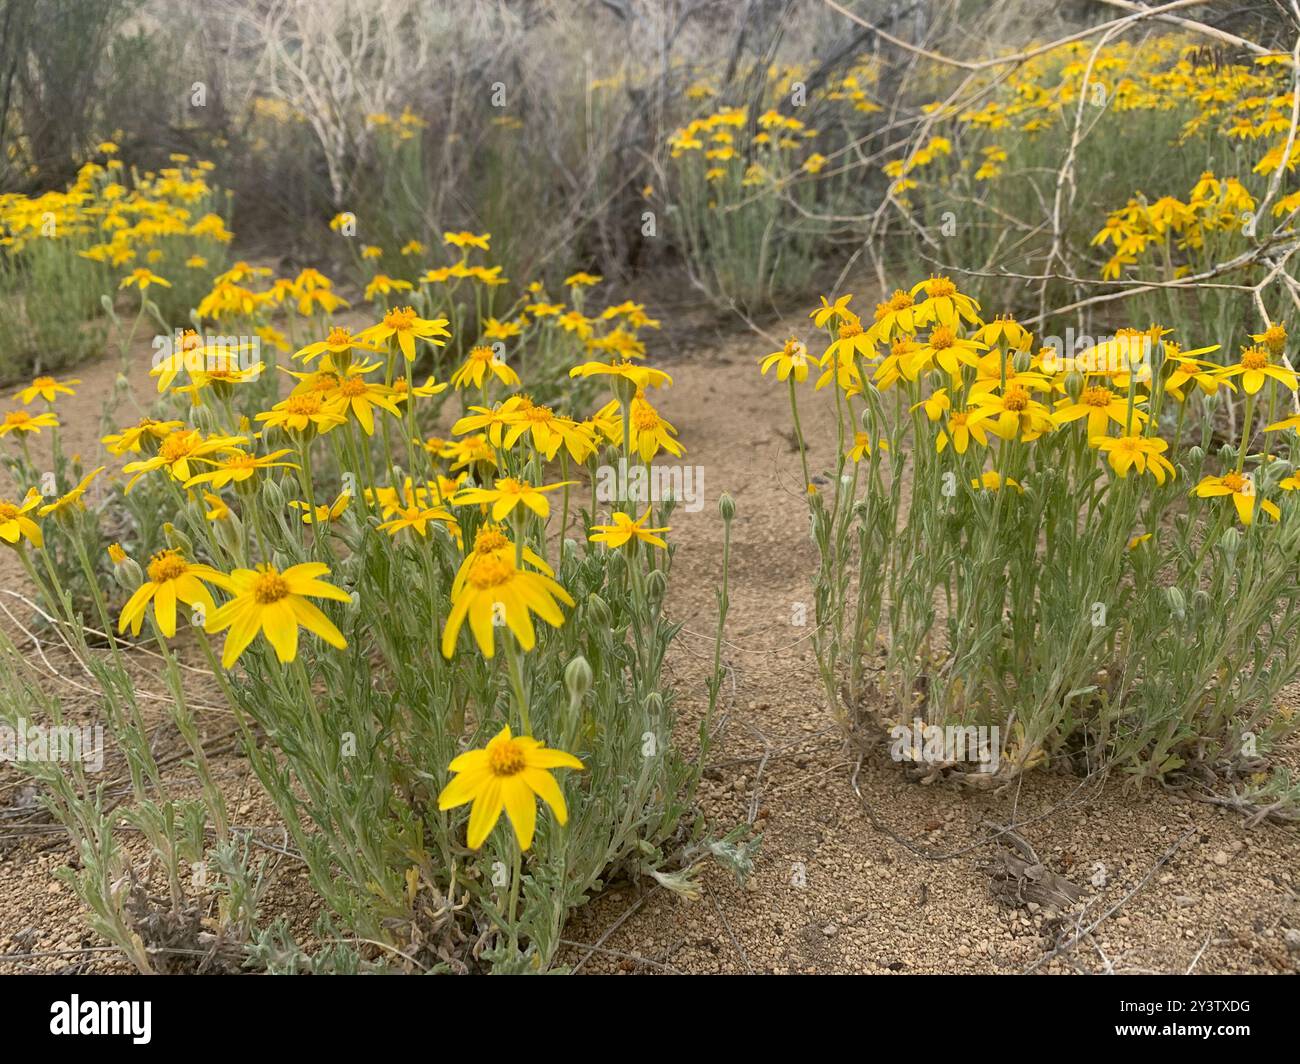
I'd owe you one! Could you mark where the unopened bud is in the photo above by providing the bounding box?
[644,568,668,606]
[565,655,593,701]
[262,478,285,510]
[585,592,612,629]
[114,557,143,591]
[163,523,193,554]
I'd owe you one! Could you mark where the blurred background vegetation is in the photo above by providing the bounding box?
[0,0,1296,378]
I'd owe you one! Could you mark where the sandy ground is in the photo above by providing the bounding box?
[1,299,1297,974]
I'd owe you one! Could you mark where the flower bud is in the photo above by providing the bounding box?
[564,655,593,701]
[113,556,144,592]
[1218,526,1241,558]
[644,568,668,607]
[262,477,285,510]
[163,522,193,555]
[215,509,243,555]
[1165,586,1186,621]
[606,546,626,582]
[585,592,612,629]
[719,492,735,523]
[192,404,219,435]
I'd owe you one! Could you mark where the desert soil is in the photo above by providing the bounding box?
[1,296,1297,974]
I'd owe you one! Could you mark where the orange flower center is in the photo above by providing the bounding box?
[925,277,956,298]
[1082,386,1113,407]
[32,376,55,388]
[467,554,514,590]
[326,327,352,346]
[1241,348,1268,371]
[1003,386,1030,412]
[488,737,527,776]
[338,378,368,397]
[1222,472,1248,493]
[469,345,495,363]
[838,320,863,339]
[0,503,18,520]
[384,307,416,330]
[1259,325,1286,353]
[147,550,188,583]
[473,524,511,554]
[253,571,291,604]
[160,432,196,461]
[285,394,324,415]
[929,326,955,350]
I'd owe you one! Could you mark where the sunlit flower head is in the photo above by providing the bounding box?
[120,549,227,638]
[451,345,521,390]
[437,725,583,850]
[589,507,669,549]
[14,376,79,405]
[441,551,573,659]
[0,489,43,549]
[205,562,350,667]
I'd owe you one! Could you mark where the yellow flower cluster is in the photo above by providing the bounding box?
[0,153,230,261]
[1092,170,1259,280]
[770,277,1300,527]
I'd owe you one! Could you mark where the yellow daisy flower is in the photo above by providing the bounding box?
[440,551,573,659]
[450,345,520,390]
[14,376,79,405]
[206,562,351,667]
[589,507,669,549]
[1195,471,1280,525]
[437,725,583,850]
[452,477,572,521]
[119,549,227,638]
[0,409,58,437]
[0,489,43,548]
